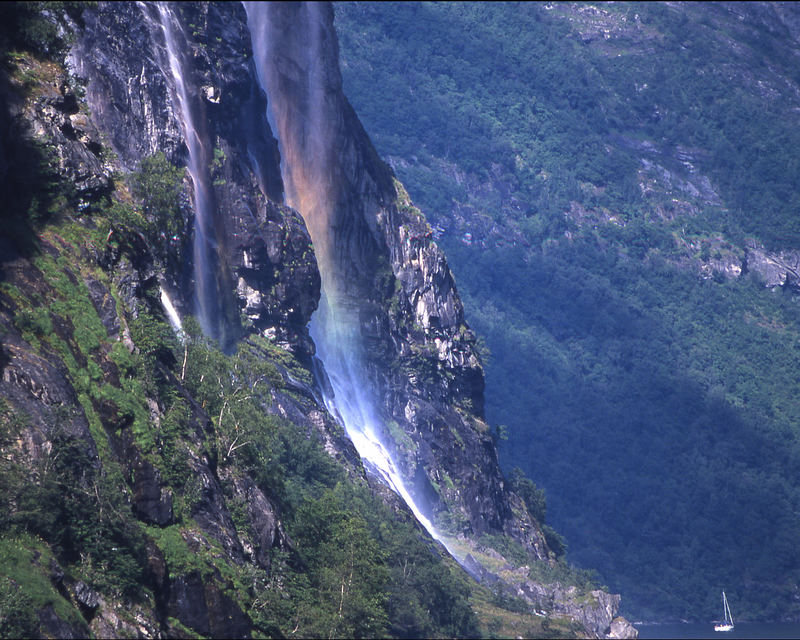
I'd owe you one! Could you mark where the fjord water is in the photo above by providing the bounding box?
[244,1,455,555]
[638,622,800,639]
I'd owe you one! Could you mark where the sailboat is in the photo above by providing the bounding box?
[714,590,735,632]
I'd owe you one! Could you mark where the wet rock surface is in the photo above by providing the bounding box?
[251,1,540,551]
[71,1,319,355]
[167,570,252,639]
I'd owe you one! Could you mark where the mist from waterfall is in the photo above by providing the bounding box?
[141,2,226,345]
[244,1,451,550]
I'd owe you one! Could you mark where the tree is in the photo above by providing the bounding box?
[129,152,186,259]
[510,467,547,524]
[292,487,389,639]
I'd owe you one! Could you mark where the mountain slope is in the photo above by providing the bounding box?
[334,0,800,622]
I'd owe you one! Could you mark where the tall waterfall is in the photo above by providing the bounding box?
[140,2,231,346]
[244,2,449,547]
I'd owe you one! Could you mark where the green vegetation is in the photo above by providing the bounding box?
[470,585,580,639]
[0,24,498,626]
[0,413,150,601]
[1,205,492,639]
[0,2,87,60]
[0,2,92,256]
[129,151,187,265]
[0,535,86,637]
[336,2,800,249]
[438,234,800,621]
[179,323,482,638]
[0,204,492,637]
[509,468,566,558]
[335,0,800,621]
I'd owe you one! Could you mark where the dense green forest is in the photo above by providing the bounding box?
[335,1,800,621]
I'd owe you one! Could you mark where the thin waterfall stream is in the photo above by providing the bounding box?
[309,297,447,546]
[141,0,460,560]
[141,1,226,344]
[160,286,184,339]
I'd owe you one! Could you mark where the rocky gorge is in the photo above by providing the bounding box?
[0,1,636,638]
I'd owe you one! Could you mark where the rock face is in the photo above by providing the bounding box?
[70,1,319,357]
[744,242,800,291]
[519,582,637,639]
[244,0,544,549]
[0,5,314,635]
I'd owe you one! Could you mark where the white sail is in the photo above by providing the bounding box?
[714,591,734,632]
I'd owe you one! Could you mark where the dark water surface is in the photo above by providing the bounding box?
[637,622,800,639]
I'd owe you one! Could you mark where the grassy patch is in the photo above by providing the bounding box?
[470,583,579,639]
[0,534,85,634]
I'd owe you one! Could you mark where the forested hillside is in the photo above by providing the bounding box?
[335,1,800,622]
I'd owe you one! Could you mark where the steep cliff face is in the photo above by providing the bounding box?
[0,19,352,635]
[72,0,518,544]
[244,1,533,545]
[70,1,319,357]
[0,2,635,638]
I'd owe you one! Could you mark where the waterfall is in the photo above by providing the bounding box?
[309,295,448,545]
[244,1,451,549]
[140,2,229,346]
[160,286,185,339]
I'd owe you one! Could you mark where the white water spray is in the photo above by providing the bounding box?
[160,286,184,340]
[310,297,447,545]
[244,1,454,551]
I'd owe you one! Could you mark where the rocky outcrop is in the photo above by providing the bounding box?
[167,570,252,638]
[6,54,113,212]
[744,241,800,291]
[0,8,323,635]
[455,548,635,638]
[246,1,543,551]
[518,582,637,639]
[669,236,800,290]
[130,451,174,526]
[0,256,100,465]
[70,1,319,357]
[231,200,320,358]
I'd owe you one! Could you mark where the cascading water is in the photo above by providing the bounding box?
[140,2,229,346]
[244,1,453,551]
[310,295,447,544]
[160,286,184,339]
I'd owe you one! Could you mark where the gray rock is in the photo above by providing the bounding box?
[85,277,120,337]
[609,616,639,639]
[131,455,174,526]
[73,580,100,611]
[37,604,90,639]
[167,571,251,639]
[745,243,800,291]
[249,0,524,550]
[518,581,637,638]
